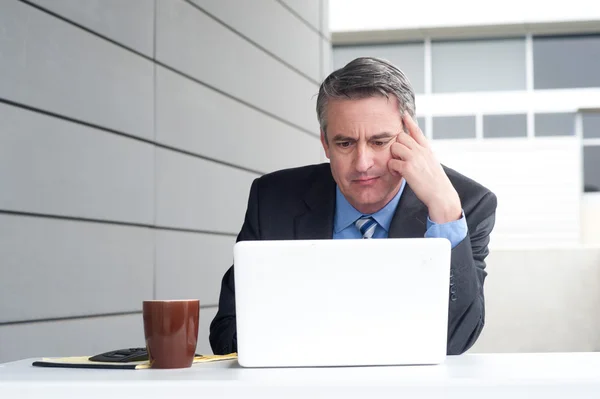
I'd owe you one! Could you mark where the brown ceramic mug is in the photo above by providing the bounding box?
[142,299,200,369]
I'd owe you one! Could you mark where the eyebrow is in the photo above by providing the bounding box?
[331,132,397,141]
[331,134,356,142]
[370,132,397,140]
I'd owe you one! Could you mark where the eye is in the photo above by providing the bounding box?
[373,141,385,146]
[337,141,351,148]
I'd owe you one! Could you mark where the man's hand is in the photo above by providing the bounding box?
[388,112,462,224]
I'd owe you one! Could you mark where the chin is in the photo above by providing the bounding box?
[351,193,386,210]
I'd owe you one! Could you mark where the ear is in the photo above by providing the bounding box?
[320,130,331,159]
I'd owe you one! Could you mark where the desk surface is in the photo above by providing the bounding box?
[2,352,600,398]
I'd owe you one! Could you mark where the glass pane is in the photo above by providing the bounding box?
[483,114,527,138]
[534,113,575,136]
[432,38,526,93]
[332,43,425,93]
[583,112,600,139]
[533,35,600,90]
[584,146,600,193]
[432,116,476,139]
[417,117,425,135]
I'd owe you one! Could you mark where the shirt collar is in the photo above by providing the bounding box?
[333,179,406,234]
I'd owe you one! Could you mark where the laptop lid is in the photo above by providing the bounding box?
[234,238,451,367]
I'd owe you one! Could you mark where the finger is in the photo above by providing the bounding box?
[403,111,428,147]
[395,128,419,150]
[390,142,412,161]
[388,158,407,177]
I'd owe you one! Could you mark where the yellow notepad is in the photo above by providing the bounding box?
[32,353,238,370]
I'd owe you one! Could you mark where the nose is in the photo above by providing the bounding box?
[354,143,374,173]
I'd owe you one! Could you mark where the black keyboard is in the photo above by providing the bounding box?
[89,347,202,363]
[89,347,150,363]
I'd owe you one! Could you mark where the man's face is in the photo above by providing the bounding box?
[321,96,404,215]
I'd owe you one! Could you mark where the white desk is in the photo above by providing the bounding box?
[1,353,600,398]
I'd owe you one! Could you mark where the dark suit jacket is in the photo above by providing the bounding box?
[209,163,497,356]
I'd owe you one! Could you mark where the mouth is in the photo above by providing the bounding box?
[352,176,380,186]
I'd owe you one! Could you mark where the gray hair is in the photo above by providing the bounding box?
[316,56,416,140]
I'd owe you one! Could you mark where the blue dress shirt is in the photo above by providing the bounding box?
[332,180,467,248]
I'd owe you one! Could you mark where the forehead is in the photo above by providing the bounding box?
[326,96,403,130]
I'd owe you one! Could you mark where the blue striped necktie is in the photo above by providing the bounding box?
[355,216,378,239]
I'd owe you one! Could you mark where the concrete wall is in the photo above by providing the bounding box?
[432,137,584,248]
[0,0,332,363]
[470,247,600,353]
[328,0,600,355]
[330,0,600,33]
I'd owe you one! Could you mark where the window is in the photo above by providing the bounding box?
[582,111,600,193]
[332,43,425,93]
[583,112,600,139]
[417,117,425,135]
[533,35,600,90]
[583,146,600,193]
[331,34,600,194]
[432,116,476,139]
[535,113,575,137]
[431,38,526,93]
[483,114,527,138]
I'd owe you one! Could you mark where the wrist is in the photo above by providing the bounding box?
[427,194,462,224]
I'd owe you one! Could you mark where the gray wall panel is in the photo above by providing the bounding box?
[1,0,329,363]
[28,0,155,57]
[321,37,333,80]
[155,149,256,233]
[155,0,319,134]
[191,0,320,81]
[156,66,321,174]
[156,230,236,306]
[0,215,153,323]
[0,1,154,139]
[320,0,330,38]
[280,0,320,30]
[0,309,216,363]
[198,307,218,355]
[0,315,142,363]
[0,104,154,224]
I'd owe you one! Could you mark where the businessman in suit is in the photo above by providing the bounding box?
[210,57,497,356]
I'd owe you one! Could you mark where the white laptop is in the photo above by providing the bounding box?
[233,238,451,368]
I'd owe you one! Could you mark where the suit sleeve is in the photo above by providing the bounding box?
[209,179,261,355]
[446,191,497,355]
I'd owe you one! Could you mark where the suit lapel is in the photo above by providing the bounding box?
[293,167,428,240]
[294,166,336,240]
[388,183,428,238]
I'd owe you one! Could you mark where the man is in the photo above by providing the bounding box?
[209,57,497,356]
